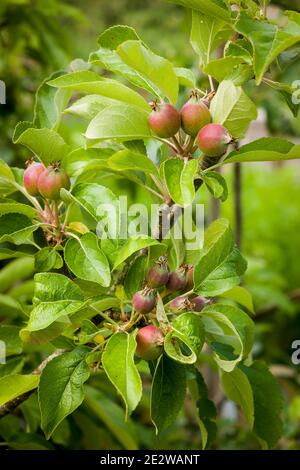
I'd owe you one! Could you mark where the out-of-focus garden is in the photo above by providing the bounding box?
[0,0,300,450]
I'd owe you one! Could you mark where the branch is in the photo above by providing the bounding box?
[0,349,67,418]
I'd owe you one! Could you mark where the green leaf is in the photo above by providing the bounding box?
[70,183,118,222]
[164,330,197,364]
[0,358,25,379]
[164,0,231,21]
[20,394,40,434]
[0,160,16,196]
[173,312,205,353]
[21,324,68,346]
[164,312,205,364]
[39,347,90,439]
[210,80,257,139]
[225,137,300,163]
[198,245,247,296]
[151,355,186,433]
[51,419,71,446]
[65,94,119,120]
[0,203,36,219]
[124,255,148,299]
[190,10,230,66]
[64,233,111,287]
[167,222,186,270]
[0,257,34,293]
[203,171,228,201]
[235,12,300,85]
[194,219,247,296]
[113,236,163,270]
[98,25,140,49]
[89,51,162,99]
[84,385,138,450]
[221,286,254,313]
[124,140,147,155]
[0,325,22,356]
[187,367,217,449]
[161,158,198,207]
[0,248,30,261]
[156,294,169,327]
[1,433,54,450]
[48,71,149,111]
[0,294,23,318]
[85,104,151,142]
[0,375,39,406]
[108,149,158,175]
[13,128,70,166]
[101,238,125,267]
[35,247,62,272]
[224,40,253,64]
[90,25,163,97]
[263,79,300,117]
[90,296,120,312]
[202,303,254,371]
[174,67,196,88]
[32,272,84,303]
[102,331,142,418]
[204,57,253,86]
[117,40,178,103]
[221,367,254,428]
[62,148,112,177]
[13,121,32,143]
[0,213,39,245]
[20,273,85,340]
[33,71,72,130]
[241,361,283,449]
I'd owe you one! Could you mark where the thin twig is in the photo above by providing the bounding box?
[172,135,185,155]
[208,75,215,93]
[154,136,178,153]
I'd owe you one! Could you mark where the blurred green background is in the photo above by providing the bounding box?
[0,0,300,450]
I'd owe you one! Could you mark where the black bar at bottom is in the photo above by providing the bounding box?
[0,449,299,466]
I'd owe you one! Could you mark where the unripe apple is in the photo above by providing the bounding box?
[180,97,211,136]
[197,123,232,157]
[169,295,190,313]
[147,256,169,288]
[23,161,45,196]
[190,295,207,312]
[167,266,188,292]
[38,162,70,200]
[132,287,156,314]
[136,325,164,361]
[148,102,181,138]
